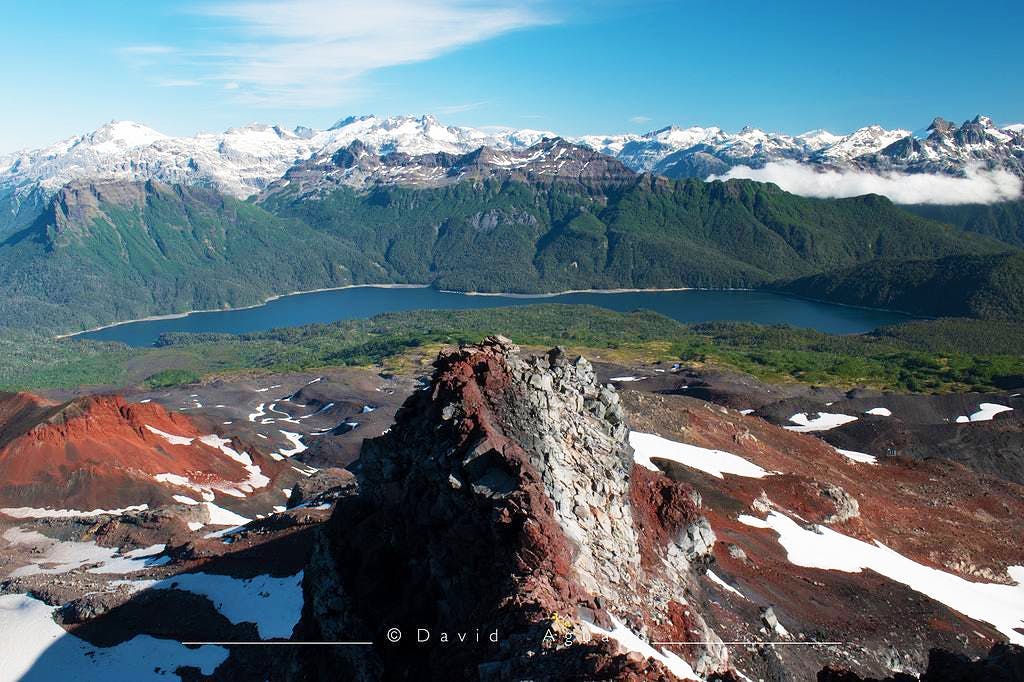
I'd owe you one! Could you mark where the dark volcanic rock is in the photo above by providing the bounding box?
[819,643,1024,681]
[292,337,726,680]
[285,468,356,509]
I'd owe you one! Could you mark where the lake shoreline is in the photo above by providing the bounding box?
[55,283,430,339]
[758,287,926,322]
[59,283,917,344]
[59,284,760,340]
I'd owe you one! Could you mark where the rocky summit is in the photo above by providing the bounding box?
[295,336,725,680]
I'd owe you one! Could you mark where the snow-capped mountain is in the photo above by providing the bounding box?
[0,115,555,202]
[3,114,1023,211]
[573,123,900,179]
[313,114,551,160]
[854,115,1024,178]
[811,124,912,163]
[2,120,316,199]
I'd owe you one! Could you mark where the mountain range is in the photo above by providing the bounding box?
[3,113,1022,209]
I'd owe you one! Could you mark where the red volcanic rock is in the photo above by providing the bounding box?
[620,390,1024,679]
[0,392,283,512]
[0,391,61,449]
[629,463,702,571]
[295,339,720,681]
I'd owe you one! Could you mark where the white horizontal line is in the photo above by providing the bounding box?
[653,641,846,646]
[182,641,373,646]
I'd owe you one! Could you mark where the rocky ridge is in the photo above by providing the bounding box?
[855,115,1024,178]
[295,337,729,680]
[267,136,639,195]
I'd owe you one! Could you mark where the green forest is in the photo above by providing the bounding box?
[1,174,1016,335]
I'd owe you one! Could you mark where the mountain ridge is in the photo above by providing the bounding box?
[4,113,1021,211]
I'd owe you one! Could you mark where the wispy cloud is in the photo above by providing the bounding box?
[435,100,491,114]
[156,79,202,88]
[629,115,651,124]
[711,161,1023,205]
[145,0,551,107]
[118,45,177,55]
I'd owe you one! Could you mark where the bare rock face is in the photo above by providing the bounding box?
[285,468,356,509]
[818,482,860,525]
[268,137,640,196]
[294,337,725,680]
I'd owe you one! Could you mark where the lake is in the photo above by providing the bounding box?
[78,286,914,347]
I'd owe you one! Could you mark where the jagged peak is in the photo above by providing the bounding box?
[328,114,375,130]
[927,116,953,135]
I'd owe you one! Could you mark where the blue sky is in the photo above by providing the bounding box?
[2,0,1022,152]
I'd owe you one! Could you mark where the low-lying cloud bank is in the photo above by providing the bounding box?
[710,161,1022,205]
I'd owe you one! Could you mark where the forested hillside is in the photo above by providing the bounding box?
[902,200,1024,248]
[0,181,384,332]
[773,252,1024,319]
[0,174,1012,334]
[264,177,997,294]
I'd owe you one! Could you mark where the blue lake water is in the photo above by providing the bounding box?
[78,286,915,347]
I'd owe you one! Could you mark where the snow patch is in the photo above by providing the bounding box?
[739,511,1024,644]
[835,448,878,465]
[707,570,747,599]
[955,403,1013,423]
[3,528,168,578]
[0,593,227,681]
[629,431,768,479]
[785,412,858,432]
[0,505,148,519]
[276,430,308,458]
[247,403,267,422]
[144,425,194,446]
[147,571,304,639]
[203,502,251,528]
[865,407,892,417]
[584,614,698,680]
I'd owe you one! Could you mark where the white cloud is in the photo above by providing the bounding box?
[177,0,551,107]
[436,100,490,114]
[711,160,1023,205]
[629,115,651,124]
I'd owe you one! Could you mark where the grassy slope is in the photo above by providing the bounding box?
[4,305,1023,395]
